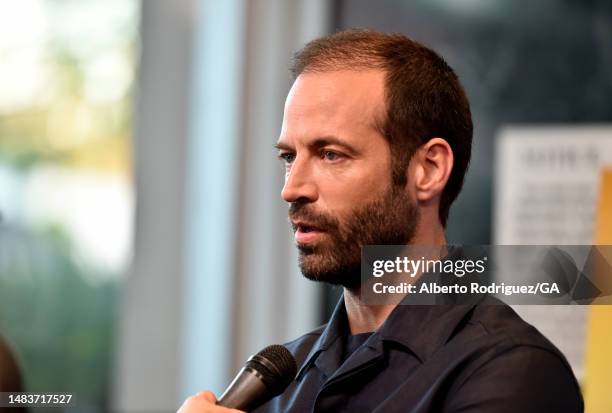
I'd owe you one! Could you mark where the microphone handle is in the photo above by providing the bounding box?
[217,367,269,411]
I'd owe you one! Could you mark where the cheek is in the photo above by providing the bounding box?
[318,168,390,215]
[314,141,393,212]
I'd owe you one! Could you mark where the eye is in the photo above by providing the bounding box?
[278,152,296,164]
[322,150,341,161]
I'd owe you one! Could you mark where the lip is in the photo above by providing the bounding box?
[292,221,326,244]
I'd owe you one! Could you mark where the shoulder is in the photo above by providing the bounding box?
[444,301,583,412]
[444,344,583,412]
[468,300,568,358]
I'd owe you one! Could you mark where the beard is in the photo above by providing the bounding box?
[289,184,419,289]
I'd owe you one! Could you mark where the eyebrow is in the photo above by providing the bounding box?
[274,141,293,151]
[274,136,358,155]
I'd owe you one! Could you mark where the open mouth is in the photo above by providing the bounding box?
[293,222,326,244]
[299,224,319,233]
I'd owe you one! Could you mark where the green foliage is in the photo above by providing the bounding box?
[0,224,119,412]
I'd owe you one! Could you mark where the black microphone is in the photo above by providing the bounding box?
[217,344,297,411]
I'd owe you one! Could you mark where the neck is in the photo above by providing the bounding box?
[344,218,446,335]
[343,289,396,334]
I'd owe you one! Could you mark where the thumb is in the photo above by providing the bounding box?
[195,391,217,403]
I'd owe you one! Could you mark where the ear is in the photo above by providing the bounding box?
[411,138,454,203]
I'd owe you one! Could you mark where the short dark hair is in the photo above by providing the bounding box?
[291,29,473,226]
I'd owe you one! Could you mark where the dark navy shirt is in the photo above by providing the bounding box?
[252,296,583,413]
[342,332,372,364]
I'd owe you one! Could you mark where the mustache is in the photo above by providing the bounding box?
[288,202,340,232]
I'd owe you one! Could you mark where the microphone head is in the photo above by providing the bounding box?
[246,344,297,396]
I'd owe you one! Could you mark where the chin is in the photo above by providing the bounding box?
[299,255,361,288]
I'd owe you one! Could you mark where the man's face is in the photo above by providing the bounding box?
[276,70,419,288]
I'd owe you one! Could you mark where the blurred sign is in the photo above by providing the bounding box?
[494,126,612,381]
[584,169,612,412]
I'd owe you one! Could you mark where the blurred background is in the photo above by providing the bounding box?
[0,0,610,412]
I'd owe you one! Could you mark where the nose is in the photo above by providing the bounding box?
[281,157,318,203]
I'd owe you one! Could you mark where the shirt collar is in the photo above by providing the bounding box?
[377,302,477,362]
[296,298,347,381]
[296,296,478,380]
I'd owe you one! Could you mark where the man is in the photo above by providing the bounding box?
[179,29,583,412]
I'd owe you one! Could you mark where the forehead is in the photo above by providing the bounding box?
[280,70,386,144]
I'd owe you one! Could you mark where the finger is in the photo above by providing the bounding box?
[194,392,243,412]
[195,391,217,403]
[177,391,216,413]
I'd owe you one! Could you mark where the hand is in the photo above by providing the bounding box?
[177,391,245,413]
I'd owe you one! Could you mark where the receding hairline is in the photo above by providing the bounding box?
[288,68,390,139]
[293,59,386,77]
[290,29,425,78]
